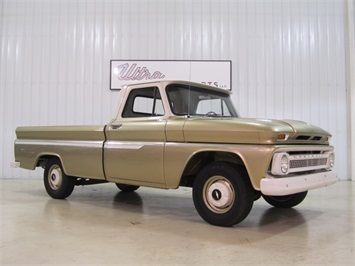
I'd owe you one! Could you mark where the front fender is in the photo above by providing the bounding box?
[164,143,275,190]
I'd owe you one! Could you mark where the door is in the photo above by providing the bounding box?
[104,86,167,186]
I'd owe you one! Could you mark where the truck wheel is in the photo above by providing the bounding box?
[262,191,308,208]
[44,158,75,199]
[193,162,254,227]
[115,183,140,192]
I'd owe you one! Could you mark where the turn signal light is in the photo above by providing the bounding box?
[277,133,289,141]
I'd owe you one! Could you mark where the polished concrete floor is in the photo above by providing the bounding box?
[1,178,354,265]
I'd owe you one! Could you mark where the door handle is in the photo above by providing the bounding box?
[111,123,122,130]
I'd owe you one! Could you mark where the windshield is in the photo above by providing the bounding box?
[166,84,238,117]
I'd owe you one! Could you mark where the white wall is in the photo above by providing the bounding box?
[346,0,355,181]
[0,0,351,180]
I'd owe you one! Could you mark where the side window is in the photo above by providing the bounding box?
[196,98,232,116]
[122,87,164,118]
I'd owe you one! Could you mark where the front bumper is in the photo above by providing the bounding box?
[260,170,337,196]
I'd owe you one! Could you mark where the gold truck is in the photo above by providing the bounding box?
[13,80,337,226]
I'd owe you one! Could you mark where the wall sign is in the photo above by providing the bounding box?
[110,60,232,90]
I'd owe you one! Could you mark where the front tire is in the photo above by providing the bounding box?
[262,191,308,208]
[115,183,140,192]
[44,158,75,199]
[193,162,254,227]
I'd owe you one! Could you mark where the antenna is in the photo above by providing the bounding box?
[187,56,192,118]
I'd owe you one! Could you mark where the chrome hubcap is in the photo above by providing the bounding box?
[204,176,235,214]
[48,165,63,190]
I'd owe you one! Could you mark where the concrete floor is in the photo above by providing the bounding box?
[0,179,354,265]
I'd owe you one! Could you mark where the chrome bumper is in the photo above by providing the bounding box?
[260,171,337,196]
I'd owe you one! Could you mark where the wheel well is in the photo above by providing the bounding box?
[36,155,61,169]
[179,151,246,187]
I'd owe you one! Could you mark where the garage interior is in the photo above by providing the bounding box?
[1,0,354,265]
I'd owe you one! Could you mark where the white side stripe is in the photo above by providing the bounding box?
[104,141,164,150]
[15,139,103,148]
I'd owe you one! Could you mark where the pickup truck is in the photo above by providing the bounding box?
[13,80,337,226]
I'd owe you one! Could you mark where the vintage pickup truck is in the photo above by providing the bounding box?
[13,80,337,226]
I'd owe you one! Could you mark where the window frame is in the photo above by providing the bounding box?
[122,86,165,118]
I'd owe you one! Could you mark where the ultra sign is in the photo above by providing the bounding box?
[110,60,232,90]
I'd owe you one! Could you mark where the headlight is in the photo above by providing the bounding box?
[328,152,335,168]
[271,153,290,175]
[281,155,289,174]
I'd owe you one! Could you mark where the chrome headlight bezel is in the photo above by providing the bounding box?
[328,152,335,169]
[271,153,290,175]
[280,154,289,174]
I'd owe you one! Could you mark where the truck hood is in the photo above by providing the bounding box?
[183,117,331,145]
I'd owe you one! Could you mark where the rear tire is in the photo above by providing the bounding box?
[262,191,308,208]
[193,162,254,227]
[43,158,75,199]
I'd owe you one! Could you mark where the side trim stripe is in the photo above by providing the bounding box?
[104,141,164,150]
[15,139,103,148]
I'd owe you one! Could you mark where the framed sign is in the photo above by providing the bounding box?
[110,60,232,90]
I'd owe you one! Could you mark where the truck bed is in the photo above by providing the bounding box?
[15,125,106,179]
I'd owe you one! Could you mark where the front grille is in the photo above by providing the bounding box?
[271,151,333,176]
[290,158,327,169]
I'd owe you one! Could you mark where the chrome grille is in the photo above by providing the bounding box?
[290,158,327,169]
[271,151,333,176]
